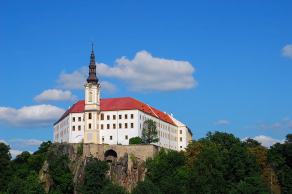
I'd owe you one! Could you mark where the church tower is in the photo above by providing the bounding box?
[84,45,101,144]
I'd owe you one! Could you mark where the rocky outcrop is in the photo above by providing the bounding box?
[109,153,146,191]
[39,160,53,193]
[38,143,158,193]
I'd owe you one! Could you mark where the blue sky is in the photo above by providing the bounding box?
[0,0,292,155]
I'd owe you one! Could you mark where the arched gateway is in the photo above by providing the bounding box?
[104,149,118,162]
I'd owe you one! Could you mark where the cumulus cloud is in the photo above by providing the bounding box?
[257,117,292,131]
[57,67,116,92]
[214,119,230,126]
[0,139,7,144]
[9,139,43,147]
[58,67,87,90]
[10,149,24,158]
[253,135,283,147]
[100,81,116,92]
[0,105,65,128]
[96,50,196,91]
[282,44,292,58]
[34,89,77,102]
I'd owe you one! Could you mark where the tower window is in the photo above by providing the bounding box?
[131,114,134,119]
[110,136,113,140]
[72,126,75,131]
[113,124,116,129]
[78,117,81,121]
[119,123,122,129]
[180,137,182,142]
[119,115,122,119]
[89,91,92,102]
[125,135,128,140]
[78,126,81,131]
[102,136,104,142]
[101,114,104,120]
[89,123,91,129]
[107,115,110,120]
[89,113,92,119]
[113,115,116,120]
[72,117,75,122]
[107,124,110,129]
[180,130,182,134]
[131,123,134,128]
[101,124,104,130]
[125,123,128,128]
[125,114,128,119]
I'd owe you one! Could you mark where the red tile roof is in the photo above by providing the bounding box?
[55,97,176,126]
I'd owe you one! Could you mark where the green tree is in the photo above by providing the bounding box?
[132,179,162,194]
[0,143,11,192]
[146,149,187,194]
[47,149,73,194]
[129,137,143,144]
[101,183,128,194]
[81,157,109,194]
[142,119,159,144]
[268,134,292,194]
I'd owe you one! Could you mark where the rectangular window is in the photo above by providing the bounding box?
[110,136,113,140]
[125,114,128,119]
[89,124,91,129]
[78,117,81,121]
[72,117,75,122]
[113,124,116,129]
[107,124,110,129]
[101,113,104,120]
[131,114,134,119]
[102,137,104,142]
[113,115,116,120]
[180,130,182,134]
[125,123,128,128]
[131,123,134,128]
[78,126,81,131]
[72,126,75,131]
[125,135,128,140]
[101,124,104,130]
[119,123,122,129]
[119,115,122,119]
[89,113,92,119]
[180,137,182,142]
[107,115,110,120]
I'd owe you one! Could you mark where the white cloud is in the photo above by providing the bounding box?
[10,149,23,158]
[34,89,77,102]
[0,105,65,128]
[282,44,292,58]
[214,119,230,126]
[100,81,116,92]
[57,67,87,90]
[257,117,292,131]
[9,139,43,146]
[96,50,196,91]
[253,135,283,147]
[57,67,116,92]
[0,139,7,144]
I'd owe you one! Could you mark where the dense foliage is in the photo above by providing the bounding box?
[80,157,127,194]
[129,137,143,145]
[142,119,159,144]
[0,132,291,194]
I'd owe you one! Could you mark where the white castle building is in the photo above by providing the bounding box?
[53,48,192,151]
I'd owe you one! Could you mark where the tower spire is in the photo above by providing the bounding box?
[87,43,98,84]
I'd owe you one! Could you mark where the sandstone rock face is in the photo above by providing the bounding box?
[39,143,159,193]
[39,160,53,193]
[109,153,147,191]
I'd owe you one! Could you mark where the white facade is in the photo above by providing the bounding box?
[53,107,192,151]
